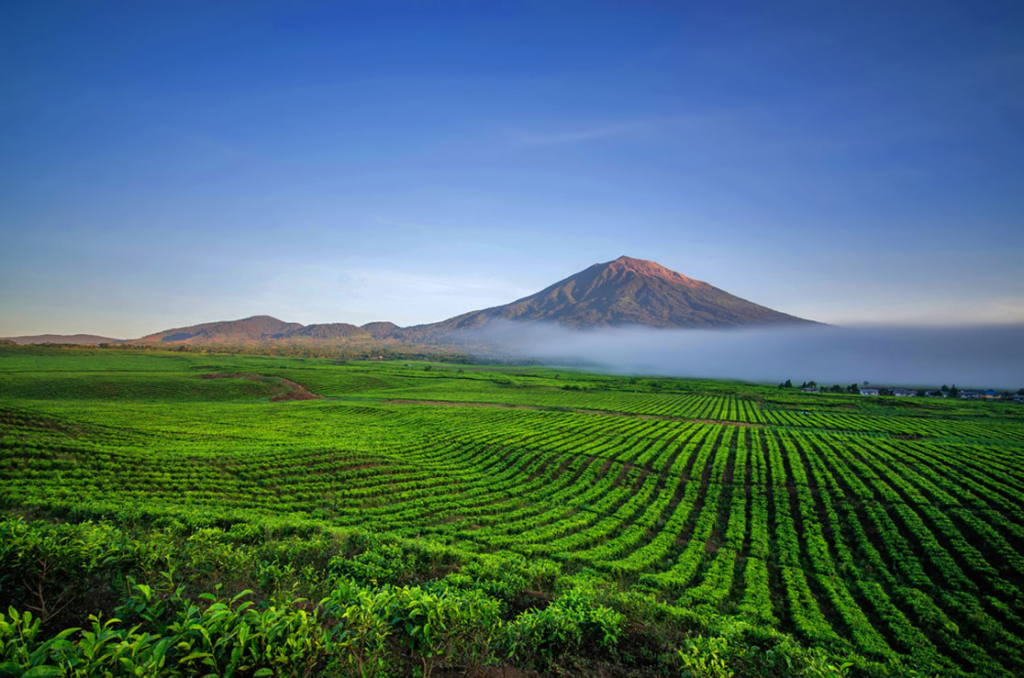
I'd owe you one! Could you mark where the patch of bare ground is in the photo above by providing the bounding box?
[269,389,320,402]
[891,432,925,440]
[199,372,322,402]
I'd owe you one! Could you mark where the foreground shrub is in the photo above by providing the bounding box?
[505,587,626,670]
[390,586,503,677]
[321,581,394,678]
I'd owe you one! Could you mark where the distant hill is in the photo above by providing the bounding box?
[408,256,812,335]
[361,322,401,339]
[137,315,304,344]
[132,317,411,345]
[3,334,123,345]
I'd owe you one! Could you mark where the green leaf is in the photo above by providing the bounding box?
[48,627,81,642]
[231,590,254,604]
[22,668,65,678]
[254,670,274,677]
[153,637,172,665]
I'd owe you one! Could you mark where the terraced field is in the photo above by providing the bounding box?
[1,346,1023,676]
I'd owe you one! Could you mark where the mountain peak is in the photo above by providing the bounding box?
[612,255,646,265]
[599,256,706,288]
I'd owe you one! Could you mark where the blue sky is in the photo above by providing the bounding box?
[2,0,1023,337]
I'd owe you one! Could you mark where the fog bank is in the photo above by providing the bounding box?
[469,323,1024,389]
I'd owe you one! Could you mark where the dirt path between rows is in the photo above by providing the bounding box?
[199,373,323,402]
[383,398,762,428]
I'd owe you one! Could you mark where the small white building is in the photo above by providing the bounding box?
[860,388,880,396]
[892,388,918,397]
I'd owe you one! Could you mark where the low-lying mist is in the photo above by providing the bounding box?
[466,322,1024,389]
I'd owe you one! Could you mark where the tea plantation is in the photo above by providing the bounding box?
[1,346,1023,677]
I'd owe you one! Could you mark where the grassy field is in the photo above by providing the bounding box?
[1,346,1023,676]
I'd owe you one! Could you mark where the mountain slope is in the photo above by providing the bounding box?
[287,323,368,340]
[414,256,812,332]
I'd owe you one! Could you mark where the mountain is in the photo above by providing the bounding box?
[3,334,123,345]
[412,256,812,333]
[137,315,304,344]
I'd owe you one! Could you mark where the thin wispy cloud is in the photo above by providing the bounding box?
[508,119,660,147]
[505,110,758,149]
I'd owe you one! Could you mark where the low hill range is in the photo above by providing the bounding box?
[3,333,124,346]
[137,317,401,344]
[6,256,814,345]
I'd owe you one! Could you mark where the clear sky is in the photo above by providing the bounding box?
[2,0,1023,338]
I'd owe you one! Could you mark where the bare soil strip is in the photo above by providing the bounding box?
[199,372,323,401]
